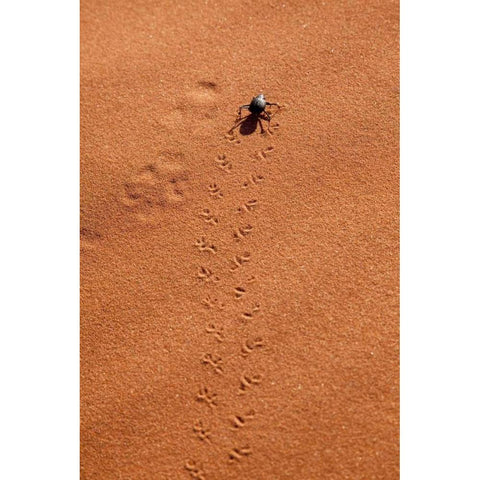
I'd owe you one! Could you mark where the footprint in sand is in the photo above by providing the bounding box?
[157,81,220,135]
[80,227,102,250]
[120,155,189,223]
[183,81,222,136]
[187,81,220,107]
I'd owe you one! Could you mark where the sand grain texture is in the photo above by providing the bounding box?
[81,1,399,478]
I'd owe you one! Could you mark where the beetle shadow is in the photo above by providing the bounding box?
[228,105,282,137]
[228,113,270,136]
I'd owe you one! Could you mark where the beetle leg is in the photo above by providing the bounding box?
[257,116,266,134]
[238,105,250,118]
[259,112,274,135]
[265,102,281,118]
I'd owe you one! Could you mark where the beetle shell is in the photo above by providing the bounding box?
[248,94,267,114]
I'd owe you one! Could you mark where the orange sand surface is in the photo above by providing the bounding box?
[81,1,399,478]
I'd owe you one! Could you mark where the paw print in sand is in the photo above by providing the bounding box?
[120,158,189,221]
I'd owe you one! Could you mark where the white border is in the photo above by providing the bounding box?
[0,1,79,479]
[0,0,479,478]
[401,1,480,478]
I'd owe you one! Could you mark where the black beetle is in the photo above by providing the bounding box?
[238,93,279,121]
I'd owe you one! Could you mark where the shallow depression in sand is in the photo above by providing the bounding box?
[119,158,190,223]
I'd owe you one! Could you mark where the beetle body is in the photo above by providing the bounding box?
[235,93,280,133]
[248,94,267,114]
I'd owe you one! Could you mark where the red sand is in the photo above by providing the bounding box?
[81,1,399,478]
